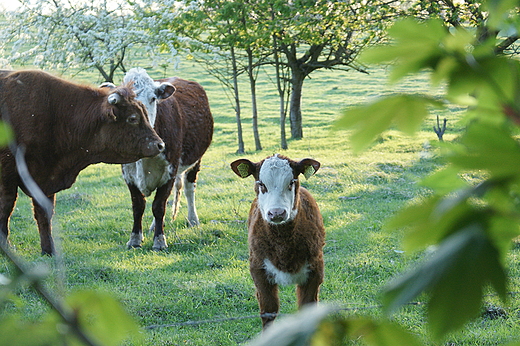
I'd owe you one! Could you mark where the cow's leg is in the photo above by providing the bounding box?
[250,265,279,329]
[184,161,200,227]
[127,183,146,248]
[296,267,323,308]
[171,172,183,221]
[0,184,18,249]
[152,179,174,251]
[33,194,56,256]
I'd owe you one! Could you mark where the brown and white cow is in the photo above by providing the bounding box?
[230,154,325,328]
[119,68,213,250]
[0,69,164,255]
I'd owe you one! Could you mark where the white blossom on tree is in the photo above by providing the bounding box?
[0,0,187,82]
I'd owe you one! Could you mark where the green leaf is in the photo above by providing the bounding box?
[488,214,520,264]
[311,316,348,346]
[0,314,60,345]
[346,318,422,346]
[337,95,441,153]
[387,18,446,45]
[386,192,477,252]
[383,224,507,340]
[485,0,520,29]
[67,290,142,346]
[448,57,520,111]
[361,19,447,82]
[447,122,520,177]
[428,225,507,338]
[431,56,459,86]
[247,305,336,346]
[420,166,468,195]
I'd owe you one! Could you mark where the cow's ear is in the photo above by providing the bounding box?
[297,158,320,179]
[156,83,175,100]
[107,92,121,105]
[99,82,116,89]
[230,159,256,178]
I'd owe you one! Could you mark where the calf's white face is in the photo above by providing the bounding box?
[123,68,175,128]
[231,154,321,225]
[257,156,297,224]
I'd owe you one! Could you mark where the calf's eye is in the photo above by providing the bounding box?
[258,181,268,194]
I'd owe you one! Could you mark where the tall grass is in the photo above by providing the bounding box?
[2,59,520,345]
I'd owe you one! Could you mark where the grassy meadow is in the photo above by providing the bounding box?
[2,58,520,345]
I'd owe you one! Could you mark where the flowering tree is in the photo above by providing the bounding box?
[0,0,182,82]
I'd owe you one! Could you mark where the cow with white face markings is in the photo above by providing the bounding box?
[105,68,213,250]
[230,154,325,329]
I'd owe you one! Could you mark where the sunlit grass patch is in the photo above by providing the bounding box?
[4,58,519,345]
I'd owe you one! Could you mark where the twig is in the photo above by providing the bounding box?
[433,114,447,141]
[0,237,99,346]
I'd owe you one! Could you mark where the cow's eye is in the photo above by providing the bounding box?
[258,181,267,194]
[289,179,297,190]
[127,114,139,125]
[151,97,157,103]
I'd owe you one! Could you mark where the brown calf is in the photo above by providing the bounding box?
[231,154,325,328]
[0,69,164,255]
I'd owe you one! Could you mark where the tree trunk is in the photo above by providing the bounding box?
[289,68,305,139]
[272,30,288,149]
[279,97,288,150]
[247,49,262,151]
[231,46,245,154]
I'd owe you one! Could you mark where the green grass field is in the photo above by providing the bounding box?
[2,59,520,345]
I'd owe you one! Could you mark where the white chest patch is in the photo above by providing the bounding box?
[122,155,172,197]
[263,259,310,286]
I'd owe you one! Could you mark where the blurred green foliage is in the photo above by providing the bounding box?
[250,0,520,344]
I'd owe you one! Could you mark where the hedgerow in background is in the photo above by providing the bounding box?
[249,0,520,344]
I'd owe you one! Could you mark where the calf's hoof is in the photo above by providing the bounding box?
[152,234,168,251]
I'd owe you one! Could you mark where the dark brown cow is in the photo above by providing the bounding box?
[120,68,213,250]
[231,154,325,329]
[0,69,164,255]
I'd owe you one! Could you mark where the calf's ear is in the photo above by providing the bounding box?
[156,83,175,100]
[230,159,256,178]
[297,158,321,179]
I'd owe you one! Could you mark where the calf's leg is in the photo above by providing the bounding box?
[251,266,280,329]
[296,268,323,308]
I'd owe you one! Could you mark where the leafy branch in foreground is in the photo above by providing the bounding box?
[338,0,520,341]
[0,123,141,345]
[1,219,141,346]
[249,0,520,345]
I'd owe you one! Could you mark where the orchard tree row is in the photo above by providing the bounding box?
[1,0,518,151]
